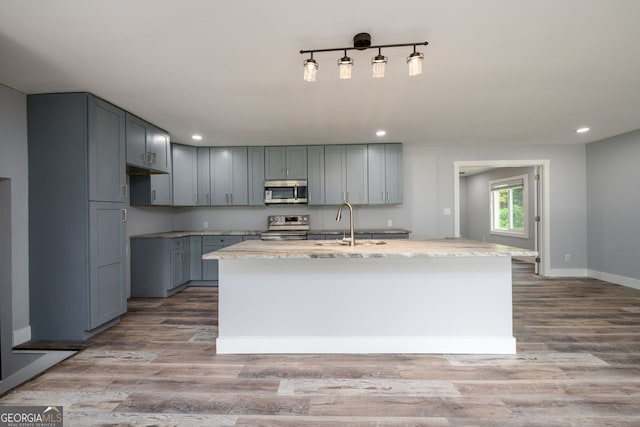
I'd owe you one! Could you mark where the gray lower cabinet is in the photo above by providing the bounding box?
[89,202,127,328]
[131,237,190,297]
[202,236,242,281]
[27,92,127,340]
[189,236,203,280]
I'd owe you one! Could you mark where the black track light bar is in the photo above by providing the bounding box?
[300,41,428,55]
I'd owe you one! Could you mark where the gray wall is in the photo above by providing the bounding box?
[586,130,640,281]
[0,85,30,343]
[461,167,536,250]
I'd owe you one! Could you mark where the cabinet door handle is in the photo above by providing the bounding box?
[386,191,389,202]
[230,193,233,204]
[122,184,128,197]
[286,168,289,176]
[152,190,156,201]
[121,208,127,223]
[148,152,156,165]
[195,193,198,204]
[381,191,385,201]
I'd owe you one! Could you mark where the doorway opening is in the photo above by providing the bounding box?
[453,160,550,276]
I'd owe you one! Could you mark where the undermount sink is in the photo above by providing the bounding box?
[314,239,386,246]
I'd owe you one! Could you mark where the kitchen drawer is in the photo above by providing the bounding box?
[306,234,325,240]
[202,235,242,246]
[170,237,186,248]
[371,233,409,239]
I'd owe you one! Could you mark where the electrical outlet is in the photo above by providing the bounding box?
[443,208,451,215]
[565,254,571,262]
[203,221,209,229]
[387,219,393,227]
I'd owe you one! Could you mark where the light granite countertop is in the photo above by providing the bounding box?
[131,230,265,239]
[202,238,537,260]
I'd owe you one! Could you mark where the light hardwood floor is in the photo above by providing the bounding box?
[2,263,640,426]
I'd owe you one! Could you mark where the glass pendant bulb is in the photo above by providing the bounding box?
[371,49,387,78]
[303,57,318,82]
[407,50,424,76]
[338,51,353,80]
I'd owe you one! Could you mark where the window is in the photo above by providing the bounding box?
[490,175,528,238]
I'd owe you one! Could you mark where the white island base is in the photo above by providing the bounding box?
[214,247,518,355]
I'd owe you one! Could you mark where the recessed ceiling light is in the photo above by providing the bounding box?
[575,127,590,134]
[192,134,203,141]
[376,130,386,137]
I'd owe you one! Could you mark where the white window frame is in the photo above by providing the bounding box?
[489,174,528,238]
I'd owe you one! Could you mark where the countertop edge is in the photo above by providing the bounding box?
[202,239,538,260]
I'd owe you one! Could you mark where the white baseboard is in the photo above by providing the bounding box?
[13,326,31,346]
[217,336,517,355]
[546,268,589,277]
[588,269,640,290]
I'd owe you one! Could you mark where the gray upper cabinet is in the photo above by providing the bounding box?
[324,144,368,205]
[27,92,127,340]
[172,144,198,206]
[324,145,347,204]
[346,144,368,205]
[130,170,173,206]
[368,143,402,204]
[125,113,171,174]
[307,145,325,205]
[211,147,248,205]
[197,147,211,205]
[248,146,265,205]
[88,96,126,203]
[148,125,171,173]
[265,145,307,179]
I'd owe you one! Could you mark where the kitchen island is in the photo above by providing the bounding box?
[204,239,536,355]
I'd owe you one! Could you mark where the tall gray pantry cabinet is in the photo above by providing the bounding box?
[27,93,127,341]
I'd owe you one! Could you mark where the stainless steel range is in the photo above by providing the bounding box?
[260,214,309,241]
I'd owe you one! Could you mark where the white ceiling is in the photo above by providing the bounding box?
[1,0,640,148]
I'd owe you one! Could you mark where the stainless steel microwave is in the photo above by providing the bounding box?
[264,180,308,204]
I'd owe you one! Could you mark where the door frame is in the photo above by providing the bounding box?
[453,160,550,276]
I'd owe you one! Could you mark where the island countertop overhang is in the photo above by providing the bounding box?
[202,238,537,260]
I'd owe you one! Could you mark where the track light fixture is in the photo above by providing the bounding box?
[300,33,428,81]
[337,50,354,80]
[303,52,318,82]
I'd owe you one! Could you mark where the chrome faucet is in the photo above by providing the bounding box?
[336,201,355,246]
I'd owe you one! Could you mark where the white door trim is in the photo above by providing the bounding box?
[453,160,551,277]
